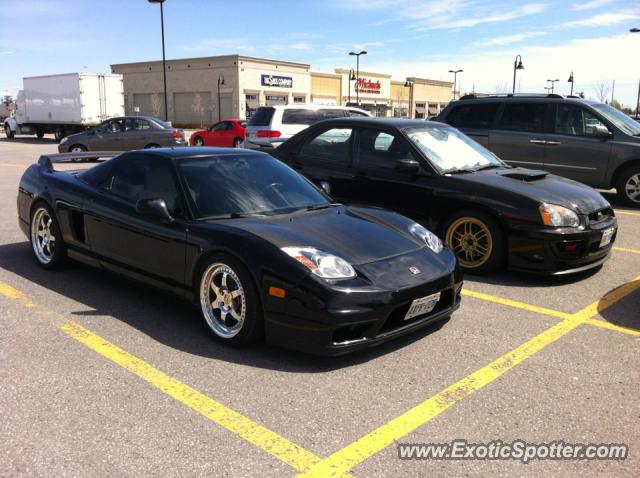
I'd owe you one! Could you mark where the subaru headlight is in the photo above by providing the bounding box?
[539,203,580,227]
[60,136,69,144]
[409,223,443,253]
[281,247,356,279]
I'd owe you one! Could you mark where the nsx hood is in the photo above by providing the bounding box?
[455,167,609,214]
[225,206,430,265]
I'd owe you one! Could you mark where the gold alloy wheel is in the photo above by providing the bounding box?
[445,216,493,269]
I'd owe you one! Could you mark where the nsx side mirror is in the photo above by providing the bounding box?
[136,198,173,223]
[395,158,420,174]
[592,125,612,138]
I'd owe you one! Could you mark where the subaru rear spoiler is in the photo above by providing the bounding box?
[37,152,120,172]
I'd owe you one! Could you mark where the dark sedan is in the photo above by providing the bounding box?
[58,116,187,152]
[17,148,462,355]
[272,118,618,275]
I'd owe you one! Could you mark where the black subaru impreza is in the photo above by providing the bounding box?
[273,118,617,275]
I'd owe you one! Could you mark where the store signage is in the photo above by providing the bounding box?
[261,74,293,88]
[356,78,381,94]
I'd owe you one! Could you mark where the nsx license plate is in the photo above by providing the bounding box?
[404,292,441,321]
[599,227,614,248]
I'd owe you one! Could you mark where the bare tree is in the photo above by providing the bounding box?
[593,79,611,103]
[492,81,510,94]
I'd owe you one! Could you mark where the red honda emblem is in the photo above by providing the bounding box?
[409,266,421,275]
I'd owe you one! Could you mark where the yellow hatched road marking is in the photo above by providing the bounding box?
[298,275,640,478]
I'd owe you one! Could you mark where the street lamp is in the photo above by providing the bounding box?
[148,0,168,121]
[631,28,639,117]
[348,50,367,105]
[546,78,560,94]
[568,72,574,96]
[347,69,356,106]
[512,54,524,94]
[448,69,463,100]
[217,75,225,121]
[404,79,414,118]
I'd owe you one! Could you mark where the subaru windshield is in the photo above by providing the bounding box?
[405,126,503,173]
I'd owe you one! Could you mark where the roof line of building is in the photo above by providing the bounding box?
[111,54,311,69]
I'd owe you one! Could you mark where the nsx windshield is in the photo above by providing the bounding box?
[405,126,503,173]
[178,154,329,218]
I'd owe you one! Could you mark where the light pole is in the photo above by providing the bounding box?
[448,69,463,100]
[148,0,168,121]
[347,69,355,106]
[217,75,225,121]
[546,78,560,94]
[404,79,413,118]
[568,72,574,96]
[349,50,367,105]
[632,28,639,117]
[512,54,524,94]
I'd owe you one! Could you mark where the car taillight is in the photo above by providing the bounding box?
[172,129,183,139]
[256,130,281,138]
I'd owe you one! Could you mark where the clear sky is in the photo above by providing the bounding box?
[1,0,639,107]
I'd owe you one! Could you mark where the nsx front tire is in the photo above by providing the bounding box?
[198,254,263,346]
[30,202,67,269]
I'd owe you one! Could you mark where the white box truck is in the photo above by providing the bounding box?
[3,73,124,141]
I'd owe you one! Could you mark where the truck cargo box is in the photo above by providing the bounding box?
[21,73,124,126]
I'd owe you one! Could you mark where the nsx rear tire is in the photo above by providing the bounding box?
[442,210,505,274]
[30,202,67,269]
[198,254,263,346]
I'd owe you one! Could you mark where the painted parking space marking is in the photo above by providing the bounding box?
[298,275,640,478]
[614,246,640,255]
[614,210,640,217]
[0,281,337,476]
[461,289,572,320]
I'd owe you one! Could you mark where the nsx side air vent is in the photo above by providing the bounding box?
[498,169,548,181]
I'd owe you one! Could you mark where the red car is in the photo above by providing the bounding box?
[189,119,247,147]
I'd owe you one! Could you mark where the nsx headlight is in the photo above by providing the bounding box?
[281,247,356,279]
[409,223,443,253]
[60,136,69,144]
[539,203,580,227]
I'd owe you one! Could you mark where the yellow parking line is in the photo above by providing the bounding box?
[297,275,640,478]
[614,210,640,217]
[0,281,333,476]
[0,163,27,169]
[461,289,572,319]
[614,246,640,255]
[58,321,325,474]
[583,318,640,336]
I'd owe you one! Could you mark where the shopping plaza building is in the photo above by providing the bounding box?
[111,54,453,127]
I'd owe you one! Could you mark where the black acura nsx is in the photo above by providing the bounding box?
[17,148,462,355]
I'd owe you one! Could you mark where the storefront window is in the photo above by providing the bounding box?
[293,96,305,103]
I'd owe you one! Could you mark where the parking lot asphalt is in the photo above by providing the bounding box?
[1,135,639,477]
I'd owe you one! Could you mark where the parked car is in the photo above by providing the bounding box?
[18,148,462,355]
[435,94,640,206]
[244,104,370,151]
[273,117,617,275]
[189,119,247,147]
[57,116,187,152]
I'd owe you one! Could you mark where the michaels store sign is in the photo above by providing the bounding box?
[261,74,293,88]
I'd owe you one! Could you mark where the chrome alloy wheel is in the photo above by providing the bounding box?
[31,207,56,264]
[200,263,246,338]
[625,173,640,204]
